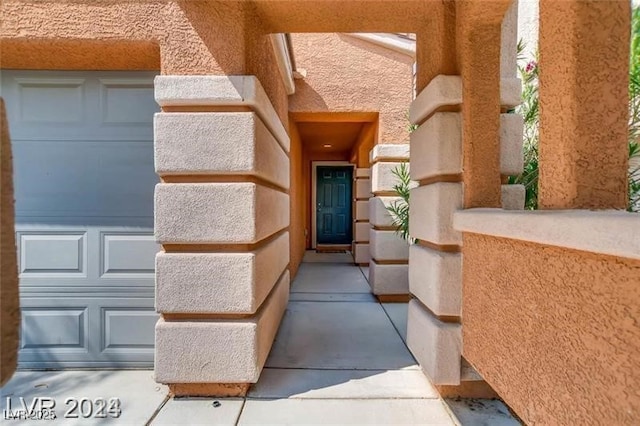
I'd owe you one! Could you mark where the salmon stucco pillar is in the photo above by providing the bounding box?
[538,0,630,210]
[1,98,20,386]
[153,76,290,396]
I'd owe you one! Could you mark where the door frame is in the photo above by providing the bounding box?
[311,161,355,249]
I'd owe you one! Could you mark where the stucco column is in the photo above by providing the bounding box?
[0,98,19,386]
[153,76,290,396]
[538,0,630,209]
[415,1,457,93]
[456,1,515,209]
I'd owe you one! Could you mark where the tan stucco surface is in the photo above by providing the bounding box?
[290,33,413,144]
[1,1,236,73]
[252,0,437,34]
[1,0,288,123]
[0,98,19,386]
[462,233,640,425]
[538,0,629,209]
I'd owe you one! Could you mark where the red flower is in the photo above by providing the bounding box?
[525,61,537,73]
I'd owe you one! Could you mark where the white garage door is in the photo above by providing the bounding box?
[1,70,160,368]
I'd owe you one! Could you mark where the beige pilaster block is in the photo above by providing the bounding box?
[369,196,402,227]
[353,243,370,264]
[409,75,463,125]
[355,179,372,199]
[355,168,371,178]
[155,271,289,384]
[409,245,462,317]
[156,233,289,314]
[407,299,461,385]
[371,162,417,194]
[154,75,289,152]
[155,112,289,189]
[410,113,462,181]
[354,222,370,243]
[369,261,409,295]
[370,229,409,261]
[409,183,463,245]
[155,183,289,244]
[500,0,518,78]
[501,184,526,210]
[355,200,370,221]
[500,113,524,175]
[370,144,410,164]
[500,78,523,108]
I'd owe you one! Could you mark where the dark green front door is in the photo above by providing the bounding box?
[316,166,353,245]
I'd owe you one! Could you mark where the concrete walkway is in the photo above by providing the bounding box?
[1,252,520,425]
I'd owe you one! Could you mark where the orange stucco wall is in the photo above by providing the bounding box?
[290,33,413,144]
[0,0,288,124]
[462,233,640,425]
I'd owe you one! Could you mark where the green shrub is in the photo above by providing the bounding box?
[385,162,414,243]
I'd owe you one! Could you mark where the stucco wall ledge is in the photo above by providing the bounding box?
[453,209,640,260]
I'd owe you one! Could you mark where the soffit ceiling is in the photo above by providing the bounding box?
[297,121,364,153]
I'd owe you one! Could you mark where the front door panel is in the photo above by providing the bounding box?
[317,166,353,245]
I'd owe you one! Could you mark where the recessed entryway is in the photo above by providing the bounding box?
[313,163,353,247]
[290,113,377,256]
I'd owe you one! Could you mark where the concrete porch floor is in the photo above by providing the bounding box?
[1,252,520,425]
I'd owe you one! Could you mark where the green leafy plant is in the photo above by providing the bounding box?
[627,6,640,212]
[630,141,640,210]
[385,162,414,243]
[405,111,419,133]
[507,39,539,210]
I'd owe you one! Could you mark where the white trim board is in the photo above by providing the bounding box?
[311,161,355,249]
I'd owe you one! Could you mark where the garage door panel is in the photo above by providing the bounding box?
[14,77,86,125]
[101,233,158,277]
[4,70,159,368]
[102,308,157,350]
[19,232,87,276]
[99,78,156,126]
[18,226,156,288]
[13,141,156,218]
[18,297,156,367]
[20,307,89,350]
[3,71,158,142]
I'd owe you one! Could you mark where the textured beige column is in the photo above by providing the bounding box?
[407,0,513,390]
[538,0,630,210]
[407,75,463,385]
[353,168,371,265]
[0,98,19,386]
[153,76,290,396]
[368,144,411,297]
